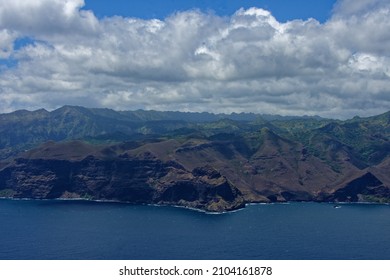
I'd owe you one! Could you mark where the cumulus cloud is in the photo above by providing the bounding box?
[332,0,388,17]
[0,29,17,58]
[0,0,98,39]
[0,0,389,118]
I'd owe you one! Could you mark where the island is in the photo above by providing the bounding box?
[0,106,389,212]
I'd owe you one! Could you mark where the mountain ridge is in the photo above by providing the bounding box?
[0,106,389,211]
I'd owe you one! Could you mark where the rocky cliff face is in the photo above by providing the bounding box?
[1,138,389,211]
[0,150,245,212]
[324,172,390,203]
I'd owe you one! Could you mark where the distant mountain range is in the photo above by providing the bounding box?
[0,106,389,212]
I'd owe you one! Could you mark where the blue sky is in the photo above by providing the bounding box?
[83,0,336,23]
[0,0,389,118]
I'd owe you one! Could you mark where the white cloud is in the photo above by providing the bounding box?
[329,1,390,56]
[0,0,389,119]
[0,29,17,58]
[332,0,388,17]
[0,0,98,39]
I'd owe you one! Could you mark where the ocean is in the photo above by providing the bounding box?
[0,199,389,260]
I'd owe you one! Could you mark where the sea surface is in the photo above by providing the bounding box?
[0,199,389,260]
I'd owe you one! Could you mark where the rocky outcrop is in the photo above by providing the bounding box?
[155,165,244,212]
[325,172,390,203]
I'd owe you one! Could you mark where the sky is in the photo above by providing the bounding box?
[83,0,335,23]
[0,0,389,119]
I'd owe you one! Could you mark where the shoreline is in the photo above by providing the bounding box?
[1,197,389,214]
[0,196,244,214]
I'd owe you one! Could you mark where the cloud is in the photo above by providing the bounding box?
[0,0,98,36]
[0,0,389,119]
[332,0,388,17]
[0,29,17,58]
[330,0,390,56]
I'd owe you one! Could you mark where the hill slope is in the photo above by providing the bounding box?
[0,106,389,211]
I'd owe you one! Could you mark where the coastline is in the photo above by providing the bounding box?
[1,196,388,214]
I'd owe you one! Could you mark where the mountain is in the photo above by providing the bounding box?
[0,106,389,211]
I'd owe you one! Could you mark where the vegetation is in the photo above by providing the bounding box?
[0,106,389,210]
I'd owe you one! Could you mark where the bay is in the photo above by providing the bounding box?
[0,199,389,260]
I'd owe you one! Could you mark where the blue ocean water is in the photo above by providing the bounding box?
[0,199,389,260]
